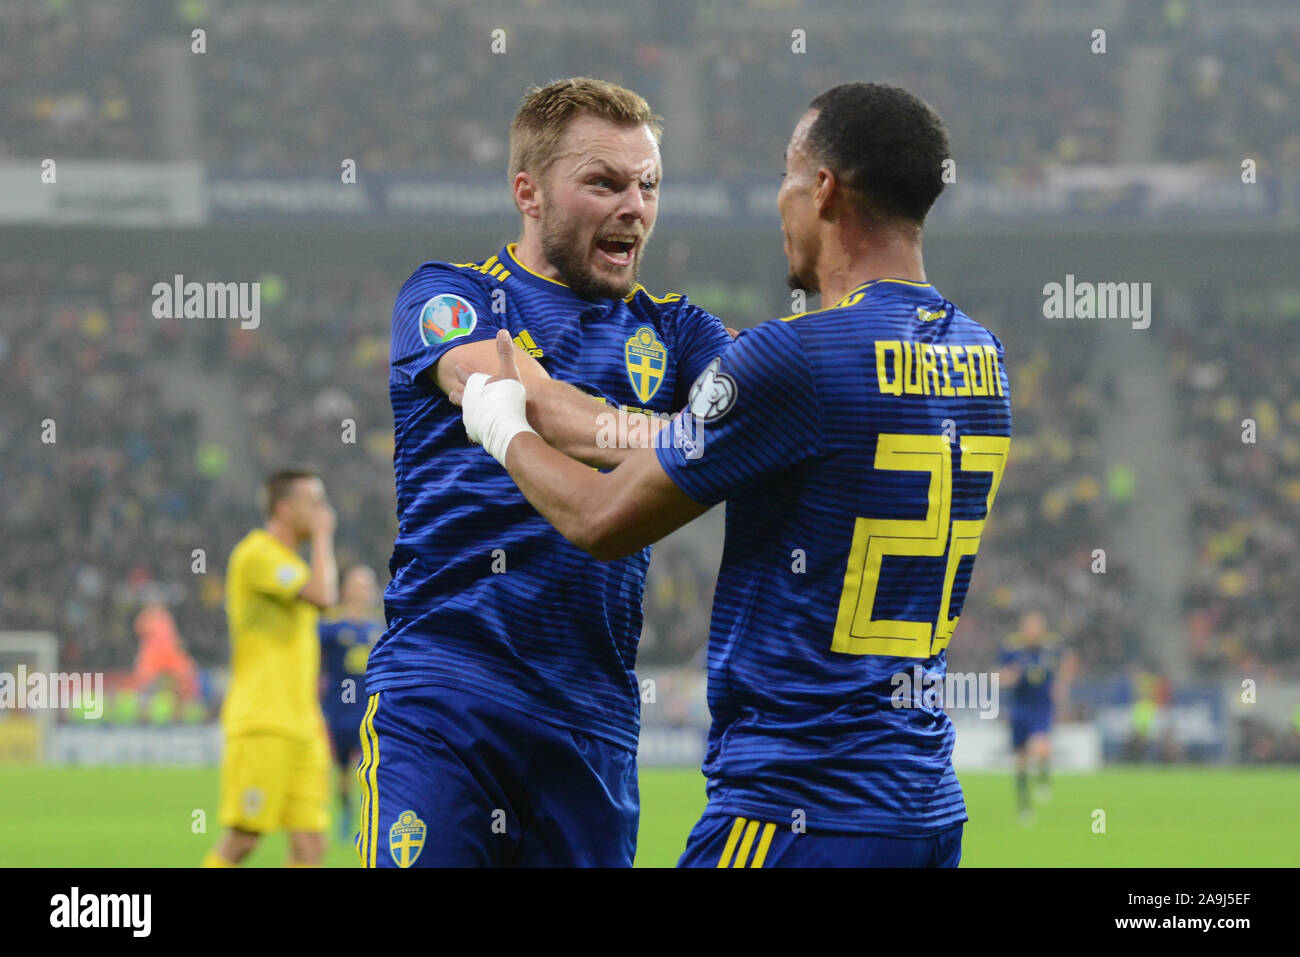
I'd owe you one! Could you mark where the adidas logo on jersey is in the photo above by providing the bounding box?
[513,329,544,357]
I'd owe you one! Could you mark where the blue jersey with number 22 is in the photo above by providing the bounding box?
[656,278,1012,835]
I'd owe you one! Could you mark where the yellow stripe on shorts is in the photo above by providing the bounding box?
[365,693,380,868]
[716,817,777,868]
[732,819,761,867]
[356,693,379,867]
[750,823,776,868]
[717,817,747,867]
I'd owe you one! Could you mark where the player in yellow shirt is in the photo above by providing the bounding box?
[202,468,339,867]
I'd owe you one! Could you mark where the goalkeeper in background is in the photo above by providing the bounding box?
[202,467,338,867]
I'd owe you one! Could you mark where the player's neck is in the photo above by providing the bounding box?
[512,233,563,282]
[816,229,926,306]
[264,518,301,552]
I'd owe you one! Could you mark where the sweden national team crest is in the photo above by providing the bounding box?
[389,810,427,868]
[419,293,478,346]
[625,326,667,403]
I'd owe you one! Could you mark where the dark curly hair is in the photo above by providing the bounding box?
[805,82,951,225]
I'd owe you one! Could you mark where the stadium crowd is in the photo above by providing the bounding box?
[0,261,220,671]
[697,24,1122,177]
[1163,293,1300,680]
[3,0,1297,174]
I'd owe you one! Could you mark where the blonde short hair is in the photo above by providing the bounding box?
[508,77,663,184]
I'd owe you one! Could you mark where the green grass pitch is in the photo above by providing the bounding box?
[1,765,1296,867]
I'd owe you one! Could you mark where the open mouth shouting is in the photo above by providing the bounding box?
[595,233,640,268]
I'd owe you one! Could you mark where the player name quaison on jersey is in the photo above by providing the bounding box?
[874,339,1006,398]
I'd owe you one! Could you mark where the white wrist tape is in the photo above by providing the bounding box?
[461,372,536,465]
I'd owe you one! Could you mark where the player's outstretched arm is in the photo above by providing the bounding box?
[527,378,668,471]
[452,366,666,471]
[443,339,664,470]
[432,339,550,397]
[516,319,741,467]
[506,434,706,560]
[458,331,708,559]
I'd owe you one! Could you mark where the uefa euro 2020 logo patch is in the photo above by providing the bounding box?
[625,326,667,404]
[419,293,478,346]
[389,810,427,868]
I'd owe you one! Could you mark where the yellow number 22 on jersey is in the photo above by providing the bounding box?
[831,432,1009,658]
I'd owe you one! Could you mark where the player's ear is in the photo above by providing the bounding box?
[813,167,836,215]
[514,171,542,220]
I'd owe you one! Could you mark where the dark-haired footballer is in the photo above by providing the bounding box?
[205,468,338,868]
[456,83,1013,867]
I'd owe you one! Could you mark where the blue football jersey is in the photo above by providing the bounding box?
[998,640,1061,712]
[656,278,1012,835]
[368,244,731,751]
[319,617,381,726]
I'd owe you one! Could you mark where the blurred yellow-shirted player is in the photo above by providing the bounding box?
[202,468,338,867]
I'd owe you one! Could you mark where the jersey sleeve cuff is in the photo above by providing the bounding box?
[653,421,722,507]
